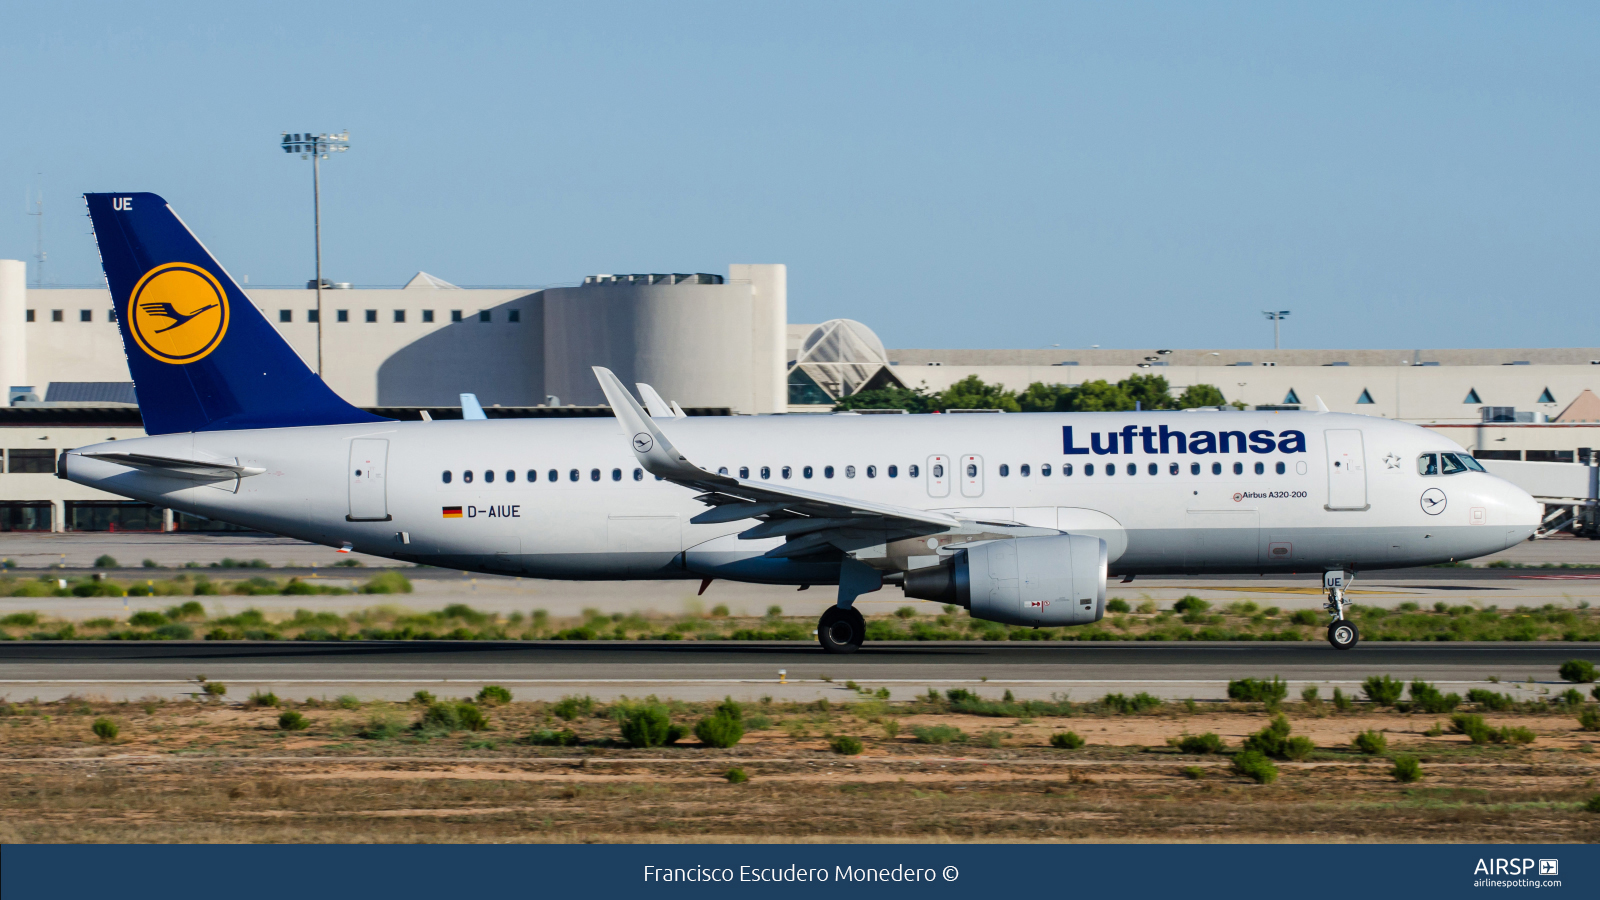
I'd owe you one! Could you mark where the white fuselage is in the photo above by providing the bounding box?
[63,410,1541,585]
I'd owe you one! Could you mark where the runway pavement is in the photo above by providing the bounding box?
[1,640,1593,704]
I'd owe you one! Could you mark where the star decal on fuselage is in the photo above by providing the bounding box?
[1383,452,1401,469]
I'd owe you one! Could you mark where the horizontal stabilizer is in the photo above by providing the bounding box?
[79,451,265,480]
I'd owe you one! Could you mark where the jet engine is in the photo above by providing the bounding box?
[902,534,1106,627]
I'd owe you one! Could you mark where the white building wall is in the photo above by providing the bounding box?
[0,261,26,394]
[729,264,787,414]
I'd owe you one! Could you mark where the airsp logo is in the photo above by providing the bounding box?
[1420,487,1447,516]
[127,262,230,365]
[632,433,654,453]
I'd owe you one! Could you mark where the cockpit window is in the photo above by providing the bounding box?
[1418,453,1438,476]
[1421,452,1484,475]
[1457,454,1486,472]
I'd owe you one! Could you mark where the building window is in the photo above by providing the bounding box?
[51,310,63,322]
[451,310,463,322]
[0,501,51,531]
[66,500,163,532]
[1464,388,1481,404]
[1283,388,1301,405]
[108,308,117,322]
[478,310,491,323]
[337,310,349,322]
[7,449,56,473]
[508,309,521,323]
[1356,389,1374,404]
[25,310,34,322]
[394,310,406,323]
[365,310,377,323]
[306,309,319,323]
[278,310,292,323]
[79,310,93,322]
[422,310,434,323]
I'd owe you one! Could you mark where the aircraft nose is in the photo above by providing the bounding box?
[1495,478,1542,548]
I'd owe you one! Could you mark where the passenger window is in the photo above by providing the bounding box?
[568,469,578,482]
[1211,462,1221,475]
[1233,462,1243,475]
[1169,462,1179,475]
[1191,462,1200,475]
[760,466,771,479]
[909,464,919,477]
[739,466,749,479]
[824,466,834,478]
[717,467,729,475]
[1041,464,1052,476]
[548,469,558,482]
[590,469,600,481]
[966,463,977,478]
[845,465,856,478]
[866,465,877,478]
[1148,463,1157,475]
[506,470,515,483]
[803,466,813,479]
[612,468,622,481]
[633,468,643,481]
[998,464,1009,477]
[528,469,537,482]
[1254,461,1264,475]
[1020,464,1030,477]
[887,465,898,478]
[1418,453,1438,476]
[1275,461,1285,475]
[485,470,494,483]
[442,470,452,484]
[1440,453,1468,475]
[1126,463,1135,475]
[1085,463,1094,476]
[464,470,474,484]
[782,466,792,479]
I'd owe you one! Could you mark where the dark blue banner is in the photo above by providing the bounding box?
[4,844,1596,899]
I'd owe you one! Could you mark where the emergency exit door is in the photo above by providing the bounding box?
[348,439,391,521]
[1324,429,1367,511]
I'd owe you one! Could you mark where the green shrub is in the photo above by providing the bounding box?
[1586,795,1600,814]
[1353,730,1388,755]
[1300,685,1319,704]
[153,623,194,640]
[552,695,595,721]
[361,572,413,594]
[1500,725,1536,746]
[166,601,205,619]
[1106,598,1131,613]
[1101,692,1162,714]
[1408,679,1461,714]
[976,730,1004,749]
[201,681,226,698]
[620,705,673,748]
[1227,677,1288,705]
[0,612,39,627]
[1181,765,1205,779]
[94,554,118,569]
[359,713,405,740]
[1050,731,1085,750]
[91,717,118,741]
[1558,659,1596,683]
[1578,708,1600,732]
[1173,596,1210,614]
[1391,755,1424,783]
[1451,713,1496,744]
[456,702,488,732]
[143,559,159,568]
[420,702,461,732]
[248,690,279,708]
[830,735,864,755]
[1467,688,1516,711]
[128,610,167,627]
[1289,609,1319,626]
[335,694,360,710]
[1282,736,1315,761]
[1362,675,1404,707]
[1231,749,1278,784]
[695,711,746,748]
[277,711,308,731]
[1175,732,1225,754]
[912,724,965,744]
[1242,715,1292,757]
[1553,689,1585,709]
[528,728,579,746]
[725,767,749,784]
[411,690,436,705]
[476,685,512,706]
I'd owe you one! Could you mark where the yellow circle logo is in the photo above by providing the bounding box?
[127,263,230,364]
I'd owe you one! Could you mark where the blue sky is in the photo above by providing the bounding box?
[2,2,1596,350]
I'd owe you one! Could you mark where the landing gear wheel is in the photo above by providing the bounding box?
[817,606,866,654]
[1327,619,1359,650]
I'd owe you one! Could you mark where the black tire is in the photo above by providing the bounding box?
[1327,619,1359,650]
[817,606,866,654]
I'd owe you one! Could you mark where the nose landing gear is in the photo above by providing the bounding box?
[1324,569,1359,650]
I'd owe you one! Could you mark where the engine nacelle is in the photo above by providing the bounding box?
[903,534,1106,627]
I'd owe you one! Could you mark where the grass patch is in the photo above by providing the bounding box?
[912,724,965,745]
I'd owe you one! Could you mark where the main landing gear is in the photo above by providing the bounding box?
[1324,569,1359,650]
[817,606,866,654]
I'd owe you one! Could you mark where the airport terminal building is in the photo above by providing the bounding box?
[0,258,1594,532]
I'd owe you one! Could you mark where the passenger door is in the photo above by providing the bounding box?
[347,439,390,521]
[1325,429,1368,510]
[960,454,984,498]
[926,455,951,498]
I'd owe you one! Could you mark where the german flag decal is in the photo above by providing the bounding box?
[442,506,463,518]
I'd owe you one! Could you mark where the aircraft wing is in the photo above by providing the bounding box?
[593,367,959,557]
[77,452,266,481]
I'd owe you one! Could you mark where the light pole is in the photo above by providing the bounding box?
[280,130,349,376]
[1261,310,1290,350]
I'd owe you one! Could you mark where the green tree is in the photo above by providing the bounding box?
[936,375,1020,411]
[1120,373,1176,410]
[1017,382,1069,412]
[1055,379,1134,412]
[833,384,937,413]
[1176,383,1227,409]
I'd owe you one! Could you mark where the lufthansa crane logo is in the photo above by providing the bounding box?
[1420,488,1448,516]
[127,262,230,364]
[632,433,654,453]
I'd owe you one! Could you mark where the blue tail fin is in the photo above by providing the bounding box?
[85,192,388,435]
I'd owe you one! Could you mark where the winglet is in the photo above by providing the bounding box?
[669,401,687,419]
[1315,395,1330,413]
[593,367,719,482]
[460,393,487,420]
[636,383,673,418]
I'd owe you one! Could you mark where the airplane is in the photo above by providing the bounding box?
[60,192,1543,653]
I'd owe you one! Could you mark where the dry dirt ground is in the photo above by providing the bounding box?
[1,695,1597,843]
